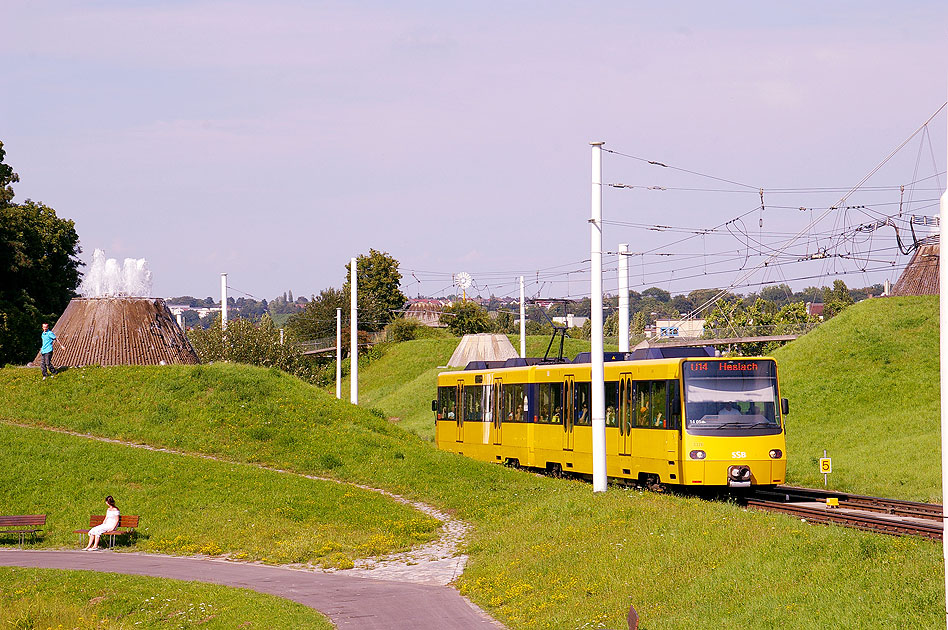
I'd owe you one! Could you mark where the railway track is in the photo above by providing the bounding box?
[744,485,943,540]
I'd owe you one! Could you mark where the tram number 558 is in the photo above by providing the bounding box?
[731,451,747,459]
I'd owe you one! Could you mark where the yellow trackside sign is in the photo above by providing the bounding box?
[819,457,832,474]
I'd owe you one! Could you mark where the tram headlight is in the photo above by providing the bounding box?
[769,449,782,459]
[689,450,706,460]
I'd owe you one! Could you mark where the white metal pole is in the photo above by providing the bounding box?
[618,243,630,353]
[220,273,228,331]
[520,275,526,358]
[591,141,607,493]
[336,307,342,400]
[350,257,359,405]
[939,82,948,629]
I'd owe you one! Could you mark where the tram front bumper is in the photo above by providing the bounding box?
[684,460,782,486]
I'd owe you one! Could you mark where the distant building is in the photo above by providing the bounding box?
[552,314,588,328]
[405,299,448,327]
[167,304,222,318]
[645,319,705,339]
[806,303,824,320]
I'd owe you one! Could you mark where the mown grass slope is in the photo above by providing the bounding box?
[1,422,438,565]
[0,362,942,629]
[0,567,332,629]
[773,296,939,501]
[352,335,595,438]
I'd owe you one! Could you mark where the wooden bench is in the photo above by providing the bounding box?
[74,515,140,549]
[0,515,46,546]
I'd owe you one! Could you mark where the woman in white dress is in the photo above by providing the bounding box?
[83,496,120,550]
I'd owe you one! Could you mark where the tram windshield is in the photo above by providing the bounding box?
[682,359,781,435]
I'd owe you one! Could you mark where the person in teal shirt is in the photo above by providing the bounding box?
[39,322,63,379]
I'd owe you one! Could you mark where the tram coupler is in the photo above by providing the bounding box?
[727,465,752,488]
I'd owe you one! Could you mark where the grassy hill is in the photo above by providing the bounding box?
[773,296,940,501]
[351,334,597,438]
[0,567,332,629]
[0,361,942,629]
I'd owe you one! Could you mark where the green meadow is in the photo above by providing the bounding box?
[0,423,438,565]
[0,567,332,629]
[773,296,940,501]
[0,298,944,628]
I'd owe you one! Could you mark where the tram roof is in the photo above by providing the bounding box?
[462,346,716,371]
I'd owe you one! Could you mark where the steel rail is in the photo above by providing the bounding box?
[753,485,944,521]
[746,499,943,540]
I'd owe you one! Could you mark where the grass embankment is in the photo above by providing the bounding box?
[351,335,595,438]
[773,296,939,501]
[0,422,438,565]
[1,362,942,629]
[0,567,332,629]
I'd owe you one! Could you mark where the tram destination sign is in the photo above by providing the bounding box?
[684,359,775,377]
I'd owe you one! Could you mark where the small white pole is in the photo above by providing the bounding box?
[350,257,359,405]
[618,243,630,353]
[520,275,526,358]
[220,273,228,331]
[279,328,284,345]
[591,141,607,493]
[939,81,948,630]
[336,307,342,400]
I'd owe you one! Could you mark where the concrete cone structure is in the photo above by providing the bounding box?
[32,297,200,367]
[448,334,519,367]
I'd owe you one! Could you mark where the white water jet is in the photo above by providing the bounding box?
[79,248,153,297]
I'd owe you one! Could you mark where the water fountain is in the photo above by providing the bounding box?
[33,249,199,367]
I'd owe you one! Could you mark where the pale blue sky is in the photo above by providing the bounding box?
[3,1,946,301]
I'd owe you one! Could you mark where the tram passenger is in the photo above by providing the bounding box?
[606,406,617,427]
[719,402,741,416]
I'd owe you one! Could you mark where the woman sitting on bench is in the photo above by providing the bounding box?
[83,496,119,551]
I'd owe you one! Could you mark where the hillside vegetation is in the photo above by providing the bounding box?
[351,334,596,437]
[773,296,939,501]
[0,361,942,629]
[0,567,332,629]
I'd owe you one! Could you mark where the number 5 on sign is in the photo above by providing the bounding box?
[819,457,832,474]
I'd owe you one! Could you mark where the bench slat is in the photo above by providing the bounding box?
[0,516,46,527]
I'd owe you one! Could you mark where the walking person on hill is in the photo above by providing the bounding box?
[83,496,120,551]
[39,322,64,380]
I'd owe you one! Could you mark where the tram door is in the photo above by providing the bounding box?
[563,376,575,451]
[455,381,464,443]
[491,379,503,446]
[619,374,632,456]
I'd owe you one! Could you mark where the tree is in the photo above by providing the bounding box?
[442,300,491,336]
[343,249,407,333]
[188,314,315,380]
[0,142,19,206]
[0,143,82,365]
[286,287,345,340]
[492,310,518,335]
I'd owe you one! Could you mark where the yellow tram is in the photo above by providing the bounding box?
[434,350,788,488]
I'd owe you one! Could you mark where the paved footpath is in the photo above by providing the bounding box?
[0,550,503,629]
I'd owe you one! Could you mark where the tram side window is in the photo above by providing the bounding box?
[605,381,619,427]
[438,387,457,420]
[667,380,680,429]
[574,382,592,426]
[651,380,667,428]
[538,383,564,424]
[635,382,651,428]
[463,386,483,422]
[504,384,526,422]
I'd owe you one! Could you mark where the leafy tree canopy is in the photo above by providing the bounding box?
[443,300,491,336]
[286,287,345,340]
[343,249,407,333]
[0,143,82,364]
